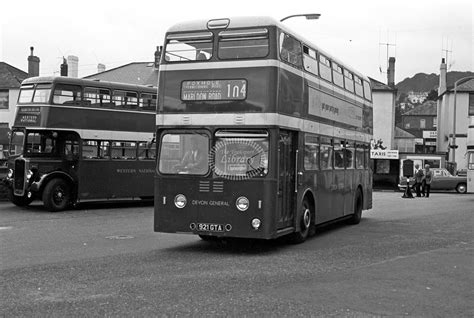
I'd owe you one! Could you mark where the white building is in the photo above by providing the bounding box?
[436,59,474,173]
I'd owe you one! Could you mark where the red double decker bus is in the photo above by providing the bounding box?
[154,17,373,243]
[4,76,157,211]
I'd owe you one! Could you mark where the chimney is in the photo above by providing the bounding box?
[60,57,68,76]
[387,57,395,87]
[67,55,79,78]
[154,46,162,68]
[438,58,447,95]
[27,47,40,77]
[97,63,106,73]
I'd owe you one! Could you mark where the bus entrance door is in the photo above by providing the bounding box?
[277,131,297,229]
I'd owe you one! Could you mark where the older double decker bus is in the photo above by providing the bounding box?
[4,76,157,211]
[154,17,373,243]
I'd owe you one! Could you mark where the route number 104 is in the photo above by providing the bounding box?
[226,82,246,99]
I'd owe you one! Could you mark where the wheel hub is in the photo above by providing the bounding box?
[302,208,311,229]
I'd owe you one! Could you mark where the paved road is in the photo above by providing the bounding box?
[1,193,473,317]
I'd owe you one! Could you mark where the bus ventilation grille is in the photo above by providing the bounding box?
[199,181,224,193]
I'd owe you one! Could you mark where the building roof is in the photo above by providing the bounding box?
[84,62,158,86]
[0,62,28,89]
[447,78,474,92]
[369,77,397,92]
[402,100,437,116]
[394,126,416,138]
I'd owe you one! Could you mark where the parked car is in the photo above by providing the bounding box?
[398,168,467,194]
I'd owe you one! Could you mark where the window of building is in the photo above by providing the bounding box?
[433,117,437,128]
[405,122,411,129]
[420,119,426,129]
[0,90,9,109]
[469,93,474,116]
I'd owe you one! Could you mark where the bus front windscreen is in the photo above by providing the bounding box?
[159,133,209,175]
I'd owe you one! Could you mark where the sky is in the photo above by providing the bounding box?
[0,0,472,84]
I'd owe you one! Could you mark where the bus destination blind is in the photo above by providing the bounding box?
[181,80,247,101]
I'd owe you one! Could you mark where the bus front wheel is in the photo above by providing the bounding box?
[42,178,71,212]
[348,189,363,225]
[290,198,312,244]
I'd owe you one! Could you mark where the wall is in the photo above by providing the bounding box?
[0,88,19,127]
[372,90,395,149]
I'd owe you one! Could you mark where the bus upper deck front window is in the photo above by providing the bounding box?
[165,32,213,62]
[213,131,269,178]
[32,84,53,103]
[218,28,269,59]
[18,84,35,104]
[9,130,25,156]
[159,133,209,175]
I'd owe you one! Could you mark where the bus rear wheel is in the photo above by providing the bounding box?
[290,198,312,244]
[42,178,71,212]
[348,188,363,225]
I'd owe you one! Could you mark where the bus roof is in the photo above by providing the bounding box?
[166,16,370,83]
[21,76,158,93]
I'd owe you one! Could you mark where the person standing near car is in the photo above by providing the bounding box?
[424,164,433,197]
[414,164,424,197]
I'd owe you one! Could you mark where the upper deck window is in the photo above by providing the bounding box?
[332,62,344,88]
[303,46,318,76]
[31,84,52,103]
[344,69,355,93]
[218,28,269,59]
[354,76,364,97]
[113,90,138,108]
[279,32,302,67]
[319,54,332,82]
[139,93,157,110]
[53,84,82,105]
[363,80,372,101]
[165,32,213,62]
[18,84,35,104]
[84,87,112,107]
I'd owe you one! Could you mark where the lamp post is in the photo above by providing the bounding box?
[280,13,321,22]
[451,76,474,167]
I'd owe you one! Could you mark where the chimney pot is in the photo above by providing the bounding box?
[438,58,447,95]
[27,47,40,77]
[387,57,396,87]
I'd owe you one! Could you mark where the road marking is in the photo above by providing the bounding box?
[0,226,13,231]
[105,235,134,240]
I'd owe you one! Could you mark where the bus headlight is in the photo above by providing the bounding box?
[251,218,261,230]
[174,194,187,209]
[26,170,33,181]
[7,169,13,178]
[236,196,249,211]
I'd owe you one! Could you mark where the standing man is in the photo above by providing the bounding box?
[424,164,433,198]
[414,164,424,197]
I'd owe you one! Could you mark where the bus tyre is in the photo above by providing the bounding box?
[8,189,33,207]
[456,183,467,194]
[290,198,312,244]
[348,189,363,225]
[42,179,71,212]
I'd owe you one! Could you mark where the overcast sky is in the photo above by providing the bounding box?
[1,0,472,84]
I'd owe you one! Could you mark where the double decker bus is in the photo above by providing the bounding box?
[4,76,157,211]
[154,17,373,243]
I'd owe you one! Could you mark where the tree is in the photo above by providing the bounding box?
[426,89,438,101]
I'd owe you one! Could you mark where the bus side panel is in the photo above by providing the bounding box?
[277,67,304,117]
[106,160,155,198]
